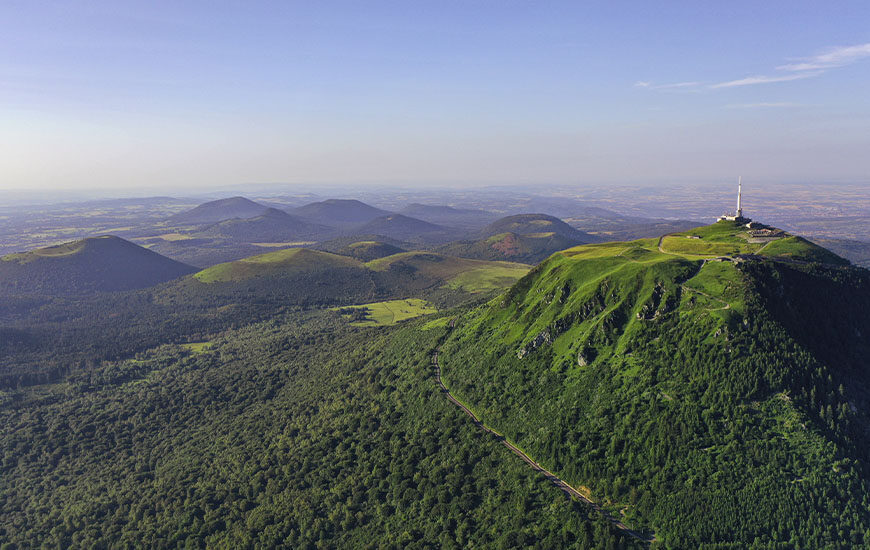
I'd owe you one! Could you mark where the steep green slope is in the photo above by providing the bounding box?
[439,224,870,548]
[0,312,640,549]
[0,236,197,294]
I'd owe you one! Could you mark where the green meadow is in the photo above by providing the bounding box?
[333,298,438,326]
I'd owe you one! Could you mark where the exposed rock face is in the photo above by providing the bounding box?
[636,282,679,320]
[516,282,613,359]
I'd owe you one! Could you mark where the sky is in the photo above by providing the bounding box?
[1,1,869,192]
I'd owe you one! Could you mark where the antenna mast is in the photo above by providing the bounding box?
[736,176,743,218]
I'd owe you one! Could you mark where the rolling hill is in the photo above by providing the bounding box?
[314,234,411,256]
[192,247,364,284]
[290,199,391,226]
[195,207,333,242]
[0,236,196,294]
[399,203,499,229]
[438,220,868,547]
[365,251,530,294]
[335,240,406,261]
[165,248,531,308]
[168,196,269,225]
[481,213,594,242]
[352,214,454,243]
[436,231,583,264]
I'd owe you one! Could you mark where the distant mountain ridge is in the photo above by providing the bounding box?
[290,199,391,226]
[169,197,269,225]
[399,203,499,229]
[0,236,196,294]
[353,214,453,243]
[196,208,332,242]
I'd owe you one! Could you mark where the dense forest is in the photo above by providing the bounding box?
[0,311,637,548]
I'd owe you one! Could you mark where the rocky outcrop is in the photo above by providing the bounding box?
[636,282,679,320]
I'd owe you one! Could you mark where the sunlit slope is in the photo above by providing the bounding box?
[170,248,531,307]
[439,224,869,547]
[0,236,196,294]
[366,251,530,293]
[194,247,364,283]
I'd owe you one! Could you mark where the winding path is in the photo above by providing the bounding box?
[432,320,654,544]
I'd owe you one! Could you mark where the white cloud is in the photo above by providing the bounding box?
[710,71,822,89]
[655,81,701,89]
[723,102,804,109]
[777,43,870,71]
[638,42,870,92]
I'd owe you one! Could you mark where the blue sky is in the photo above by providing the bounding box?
[1,1,869,190]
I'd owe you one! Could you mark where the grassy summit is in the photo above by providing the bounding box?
[438,222,868,547]
[656,219,847,263]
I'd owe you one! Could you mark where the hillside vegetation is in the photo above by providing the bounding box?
[290,199,390,226]
[0,312,639,549]
[195,208,331,242]
[0,236,196,295]
[354,214,453,243]
[337,240,406,261]
[439,222,870,547]
[333,298,438,326]
[481,213,593,243]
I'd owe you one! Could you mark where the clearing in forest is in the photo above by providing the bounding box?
[333,298,438,326]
